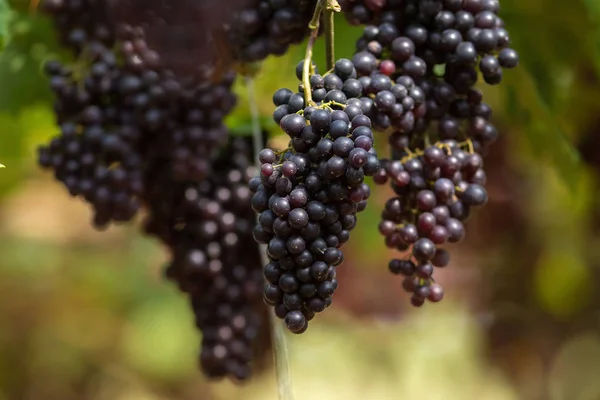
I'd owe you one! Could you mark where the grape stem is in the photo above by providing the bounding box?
[324,8,335,71]
[246,77,263,167]
[245,76,295,400]
[302,27,320,106]
[303,0,340,105]
[270,313,294,400]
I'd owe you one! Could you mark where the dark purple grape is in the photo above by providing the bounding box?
[412,238,436,262]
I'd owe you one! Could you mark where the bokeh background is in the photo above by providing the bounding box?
[1,0,600,399]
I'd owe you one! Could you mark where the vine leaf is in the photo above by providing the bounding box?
[225,113,275,137]
[0,2,14,174]
[498,3,590,191]
[582,0,600,78]
[505,66,582,191]
[0,0,11,49]
[0,8,70,114]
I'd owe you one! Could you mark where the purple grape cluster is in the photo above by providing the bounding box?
[344,0,515,151]
[344,0,517,305]
[144,137,270,381]
[375,142,487,305]
[38,0,271,380]
[41,0,115,54]
[350,50,428,132]
[251,59,381,333]
[37,0,237,228]
[353,0,519,84]
[37,47,146,227]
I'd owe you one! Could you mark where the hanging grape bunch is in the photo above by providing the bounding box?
[36,0,269,381]
[251,56,381,333]
[144,136,270,380]
[34,0,519,380]
[37,0,238,228]
[345,0,518,306]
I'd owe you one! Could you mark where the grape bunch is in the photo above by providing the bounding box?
[344,0,518,306]
[41,0,115,54]
[353,0,519,85]
[346,0,518,137]
[113,25,238,182]
[37,0,237,227]
[37,46,145,227]
[144,137,270,380]
[38,0,272,381]
[251,59,381,333]
[375,142,488,305]
[350,50,428,132]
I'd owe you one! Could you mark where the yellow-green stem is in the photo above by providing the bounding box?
[303,0,342,105]
[324,9,335,71]
[302,28,320,106]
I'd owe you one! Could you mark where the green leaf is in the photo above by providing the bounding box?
[0,104,57,198]
[582,0,600,77]
[310,15,362,69]
[501,2,591,111]
[583,0,600,16]
[534,248,592,318]
[0,0,12,49]
[121,295,197,381]
[0,11,68,114]
[225,112,275,137]
[504,66,582,191]
[0,110,24,196]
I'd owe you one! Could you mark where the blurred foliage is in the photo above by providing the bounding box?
[0,0,11,49]
[1,1,600,399]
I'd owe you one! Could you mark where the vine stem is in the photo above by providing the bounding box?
[303,0,341,104]
[269,311,294,400]
[245,76,295,400]
[324,9,335,71]
[302,28,320,106]
[245,76,263,167]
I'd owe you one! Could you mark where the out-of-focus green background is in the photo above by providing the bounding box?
[1,0,600,399]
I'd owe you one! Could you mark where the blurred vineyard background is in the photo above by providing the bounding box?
[1,0,600,399]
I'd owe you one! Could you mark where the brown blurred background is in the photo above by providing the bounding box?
[1,0,600,399]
